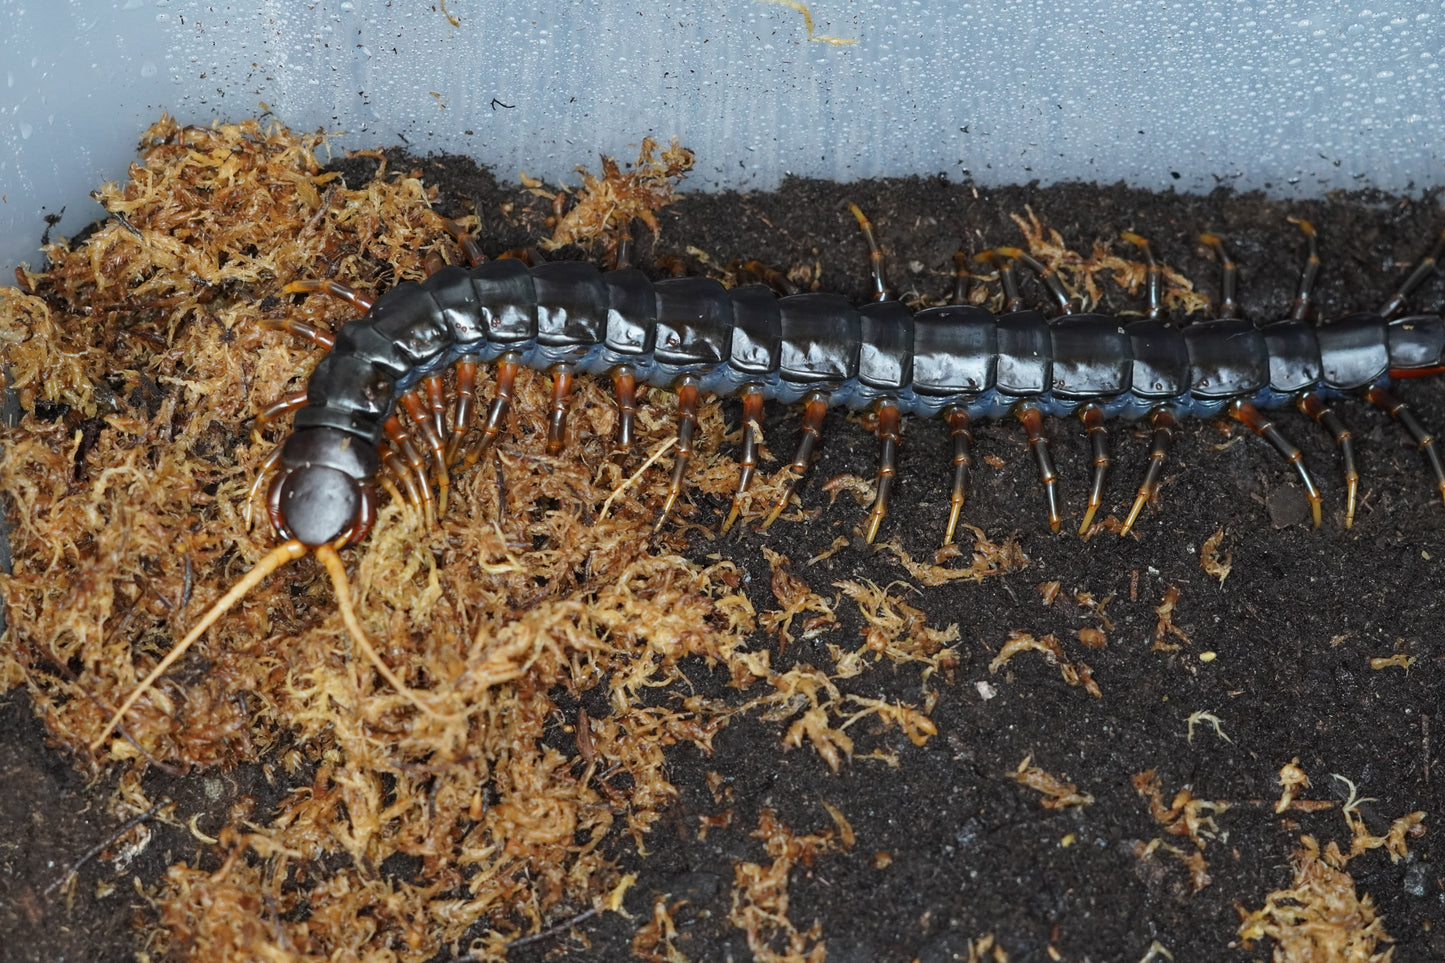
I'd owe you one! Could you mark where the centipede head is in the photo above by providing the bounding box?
[91,473,433,753]
[267,465,378,549]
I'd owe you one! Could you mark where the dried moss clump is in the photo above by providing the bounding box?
[0,116,986,960]
[0,115,752,959]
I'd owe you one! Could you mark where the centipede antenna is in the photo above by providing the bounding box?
[1120,233,1163,320]
[281,277,376,312]
[943,407,974,545]
[612,366,639,452]
[996,247,1073,314]
[1297,391,1358,529]
[1366,385,1445,509]
[546,365,576,456]
[1379,227,1445,319]
[865,401,902,544]
[90,539,309,750]
[1120,406,1178,537]
[761,391,829,530]
[1230,401,1323,528]
[1287,219,1320,322]
[1016,404,1062,533]
[1077,404,1110,535]
[656,378,701,532]
[315,544,454,721]
[848,202,891,301]
[974,251,1024,312]
[722,387,767,534]
[1198,233,1240,319]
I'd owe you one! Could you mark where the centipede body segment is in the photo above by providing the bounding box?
[255,216,1445,555]
[93,211,1445,747]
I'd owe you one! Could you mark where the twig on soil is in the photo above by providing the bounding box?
[500,906,601,952]
[43,797,170,897]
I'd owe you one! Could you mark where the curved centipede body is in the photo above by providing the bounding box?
[93,215,1445,746]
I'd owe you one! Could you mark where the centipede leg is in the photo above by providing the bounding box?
[943,406,973,545]
[865,401,901,544]
[440,218,486,268]
[1230,400,1322,528]
[951,250,972,305]
[547,365,575,456]
[384,415,435,529]
[281,278,376,312]
[1198,233,1241,319]
[996,247,1072,314]
[245,446,286,530]
[376,456,408,512]
[260,316,336,351]
[447,356,479,465]
[613,366,638,452]
[423,374,448,446]
[1078,403,1110,535]
[1121,406,1178,537]
[762,391,830,530]
[381,447,425,514]
[657,378,701,532]
[341,483,380,546]
[1017,404,1062,533]
[1287,219,1320,322]
[735,260,799,295]
[465,352,521,466]
[723,387,766,534]
[400,391,451,516]
[1120,233,1163,320]
[252,390,309,443]
[1379,227,1445,319]
[1366,384,1445,508]
[848,202,891,301]
[1297,391,1358,528]
[974,251,1024,313]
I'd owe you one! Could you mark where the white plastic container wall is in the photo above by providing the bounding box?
[2,1,1442,273]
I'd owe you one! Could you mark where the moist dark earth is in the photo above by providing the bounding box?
[3,150,1444,961]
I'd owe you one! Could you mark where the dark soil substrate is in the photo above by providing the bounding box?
[3,152,1443,961]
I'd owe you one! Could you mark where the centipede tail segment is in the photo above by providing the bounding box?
[93,213,1445,748]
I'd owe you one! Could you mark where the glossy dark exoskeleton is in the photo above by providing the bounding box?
[264,217,1445,551]
[89,216,1445,751]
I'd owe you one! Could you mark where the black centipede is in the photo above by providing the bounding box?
[92,210,1445,746]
